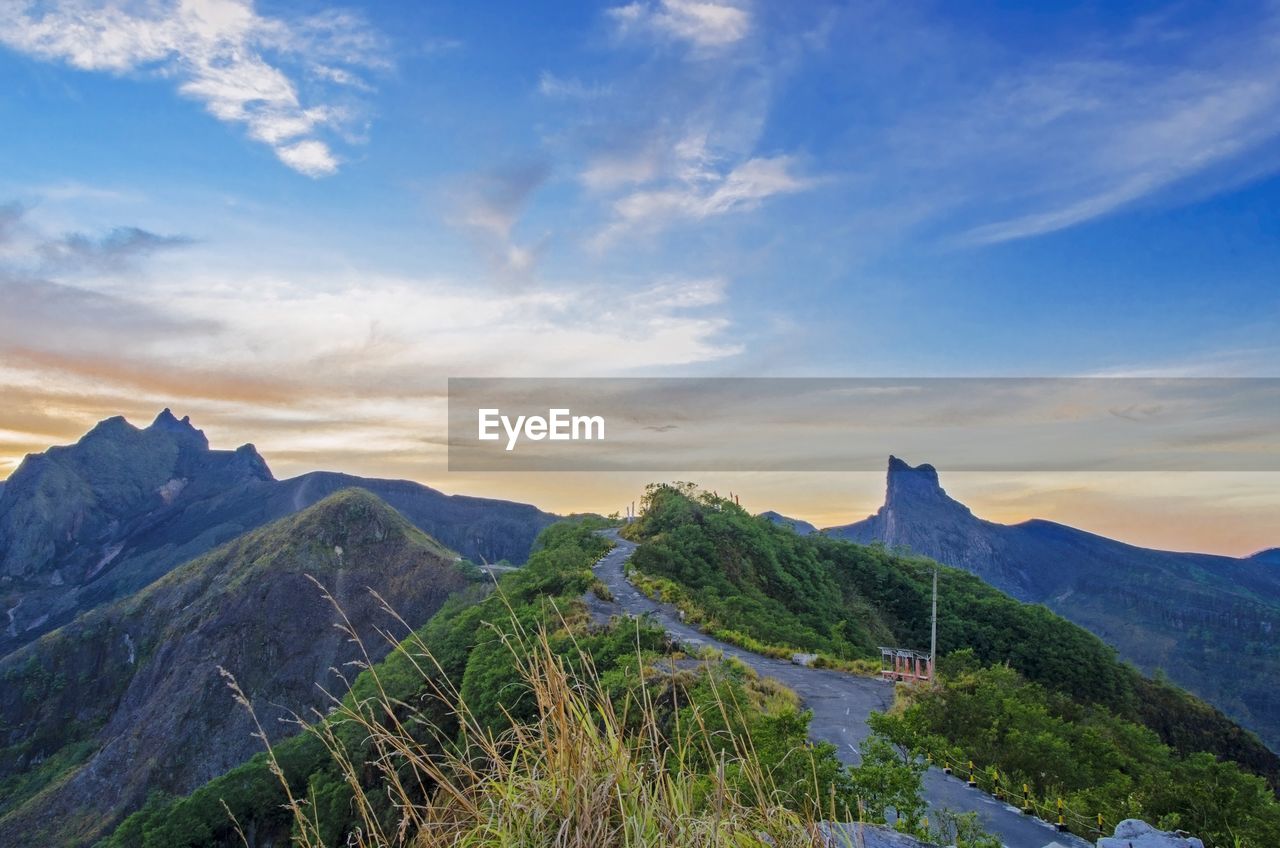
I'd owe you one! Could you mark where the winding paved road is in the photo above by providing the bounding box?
[588,532,1088,848]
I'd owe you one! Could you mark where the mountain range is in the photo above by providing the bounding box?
[824,456,1280,751]
[0,410,555,657]
[2,415,1277,842]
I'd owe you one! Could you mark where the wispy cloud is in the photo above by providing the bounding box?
[830,4,1280,245]
[0,0,387,176]
[608,0,751,50]
[594,151,811,248]
[0,198,741,469]
[40,226,192,272]
[538,72,613,100]
[449,161,552,279]
[955,51,1280,244]
[29,182,142,204]
[552,3,816,250]
[420,36,464,56]
[1,278,215,356]
[0,203,190,273]
[0,203,23,245]
[0,205,203,357]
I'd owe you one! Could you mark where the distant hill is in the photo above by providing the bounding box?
[0,410,556,656]
[758,510,816,535]
[826,456,1280,751]
[1250,547,1280,565]
[0,489,475,847]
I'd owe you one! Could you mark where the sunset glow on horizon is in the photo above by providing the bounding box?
[2,1,1277,558]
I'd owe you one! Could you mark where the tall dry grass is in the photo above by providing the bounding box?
[225,583,866,848]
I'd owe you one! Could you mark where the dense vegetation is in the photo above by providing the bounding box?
[97,485,1280,847]
[624,483,1280,846]
[629,486,1129,698]
[106,520,947,848]
[874,654,1280,847]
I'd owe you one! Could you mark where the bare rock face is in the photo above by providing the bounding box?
[825,456,1280,754]
[833,456,1016,590]
[0,410,275,651]
[1098,819,1205,848]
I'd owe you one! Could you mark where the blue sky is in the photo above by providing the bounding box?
[1,0,1278,551]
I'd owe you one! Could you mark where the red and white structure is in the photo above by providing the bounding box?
[879,646,933,682]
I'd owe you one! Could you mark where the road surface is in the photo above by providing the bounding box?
[588,532,1088,848]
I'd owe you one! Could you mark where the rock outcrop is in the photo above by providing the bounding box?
[826,457,1280,753]
[1098,819,1205,848]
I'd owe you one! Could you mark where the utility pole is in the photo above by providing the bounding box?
[929,567,938,681]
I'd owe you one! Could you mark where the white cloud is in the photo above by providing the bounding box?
[0,263,742,482]
[594,153,811,248]
[571,0,803,249]
[0,205,742,451]
[609,0,751,49]
[538,71,612,100]
[275,140,340,178]
[580,152,661,191]
[57,270,740,384]
[701,156,809,214]
[0,0,385,177]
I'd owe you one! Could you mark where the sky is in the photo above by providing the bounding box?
[0,0,1278,555]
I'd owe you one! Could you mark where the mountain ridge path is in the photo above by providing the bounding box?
[587,531,1089,848]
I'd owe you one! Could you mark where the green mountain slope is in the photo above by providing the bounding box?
[624,483,1279,788]
[103,521,876,848]
[100,489,1280,848]
[0,489,472,847]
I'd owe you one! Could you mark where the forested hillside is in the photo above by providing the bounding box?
[105,521,915,848]
[623,483,1280,846]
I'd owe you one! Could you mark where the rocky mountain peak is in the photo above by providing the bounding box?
[884,455,953,509]
[231,443,274,482]
[81,414,137,442]
[147,407,209,450]
[0,411,273,589]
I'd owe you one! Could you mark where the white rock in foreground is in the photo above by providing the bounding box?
[1098,819,1204,848]
[817,822,935,847]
